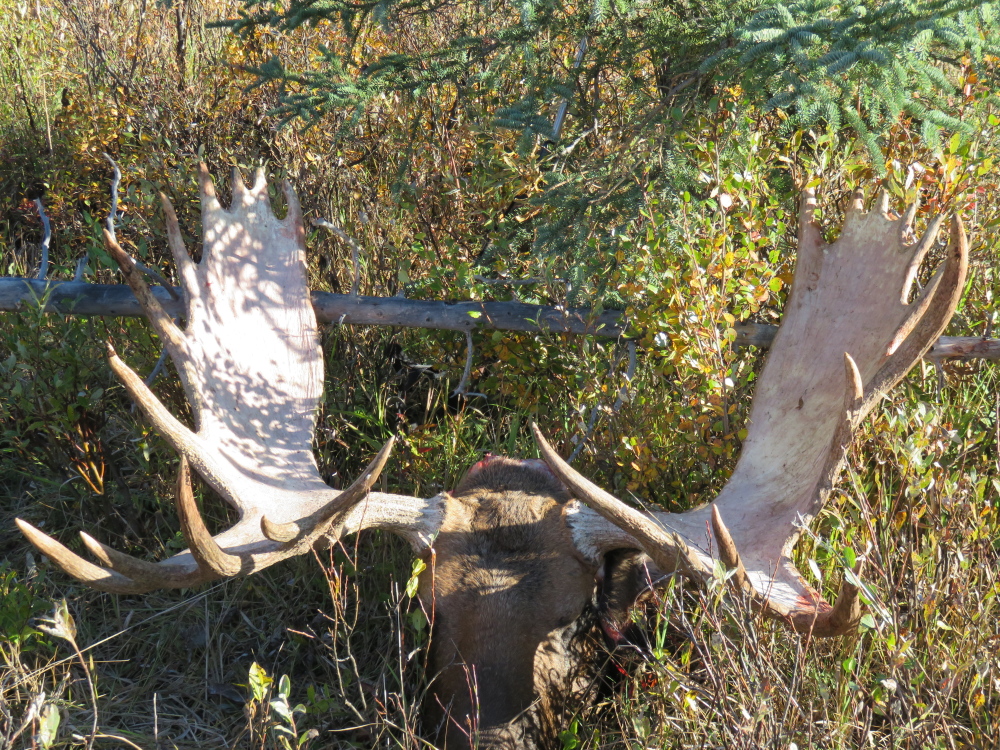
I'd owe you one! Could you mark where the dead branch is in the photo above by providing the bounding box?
[33,198,51,281]
[1,278,997,362]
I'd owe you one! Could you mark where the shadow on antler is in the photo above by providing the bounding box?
[14,175,970,750]
[16,165,443,594]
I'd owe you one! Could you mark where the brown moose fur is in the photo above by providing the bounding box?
[419,457,608,749]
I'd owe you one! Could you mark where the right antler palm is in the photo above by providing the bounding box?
[537,188,968,636]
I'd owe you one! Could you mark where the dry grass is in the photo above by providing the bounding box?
[2,1,999,749]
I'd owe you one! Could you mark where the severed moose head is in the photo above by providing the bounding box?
[16,166,968,749]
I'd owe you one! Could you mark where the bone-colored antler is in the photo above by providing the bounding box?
[16,166,442,593]
[541,188,968,636]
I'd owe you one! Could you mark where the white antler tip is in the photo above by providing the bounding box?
[843,352,863,402]
[901,200,918,234]
[253,167,267,193]
[230,166,248,205]
[877,188,890,216]
[198,163,216,196]
[849,189,865,212]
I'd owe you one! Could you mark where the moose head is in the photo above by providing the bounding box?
[16,166,968,749]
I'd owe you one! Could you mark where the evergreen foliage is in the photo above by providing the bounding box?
[221,0,753,267]
[708,0,1000,163]
[221,0,999,268]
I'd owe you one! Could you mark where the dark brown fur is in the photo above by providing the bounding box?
[418,457,644,749]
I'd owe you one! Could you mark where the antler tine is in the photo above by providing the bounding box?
[175,456,243,577]
[866,215,968,415]
[14,519,150,594]
[253,166,268,193]
[262,436,397,544]
[711,505,862,636]
[104,231,186,356]
[877,188,891,215]
[39,456,244,589]
[532,423,710,579]
[710,506,750,591]
[899,212,947,304]
[848,188,866,214]
[78,456,241,584]
[901,196,919,231]
[231,165,249,205]
[198,162,222,215]
[888,252,948,358]
[795,188,823,292]
[796,564,863,637]
[160,192,197,292]
[78,531,208,587]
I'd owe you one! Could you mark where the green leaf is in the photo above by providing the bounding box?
[843,546,857,568]
[408,607,428,633]
[37,703,60,750]
[559,719,580,749]
[249,662,272,702]
[406,557,427,598]
[270,697,294,722]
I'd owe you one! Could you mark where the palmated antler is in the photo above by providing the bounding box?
[541,188,968,636]
[17,166,442,594]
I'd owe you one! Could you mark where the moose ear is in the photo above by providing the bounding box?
[596,550,659,655]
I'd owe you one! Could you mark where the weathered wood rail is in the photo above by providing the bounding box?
[1,278,997,361]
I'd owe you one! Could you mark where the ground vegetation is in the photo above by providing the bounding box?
[0,0,998,747]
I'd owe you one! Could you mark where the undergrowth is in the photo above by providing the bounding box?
[1,1,998,748]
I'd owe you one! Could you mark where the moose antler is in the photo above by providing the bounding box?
[16,166,442,594]
[539,188,968,636]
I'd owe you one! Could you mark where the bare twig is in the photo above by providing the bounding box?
[568,340,637,463]
[88,733,147,750]
[6,691,44,749]
[451,331,485,399]
[551,1,600,142]
[314,218,362,296]
[102,152,121,242]
[33,601,98,749]
[101,154,179,385]
[568,402,602,465]
[80,155,181,300]
[552,35,588,142]
[34,198,51,281]
[143,345,171,386]
[75,154,120,281]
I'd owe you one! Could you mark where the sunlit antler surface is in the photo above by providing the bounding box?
[14,177,971,750]
[539,188,968,636]
[17,166,442,594]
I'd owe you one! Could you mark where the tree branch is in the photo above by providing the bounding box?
[1,278,996,362]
